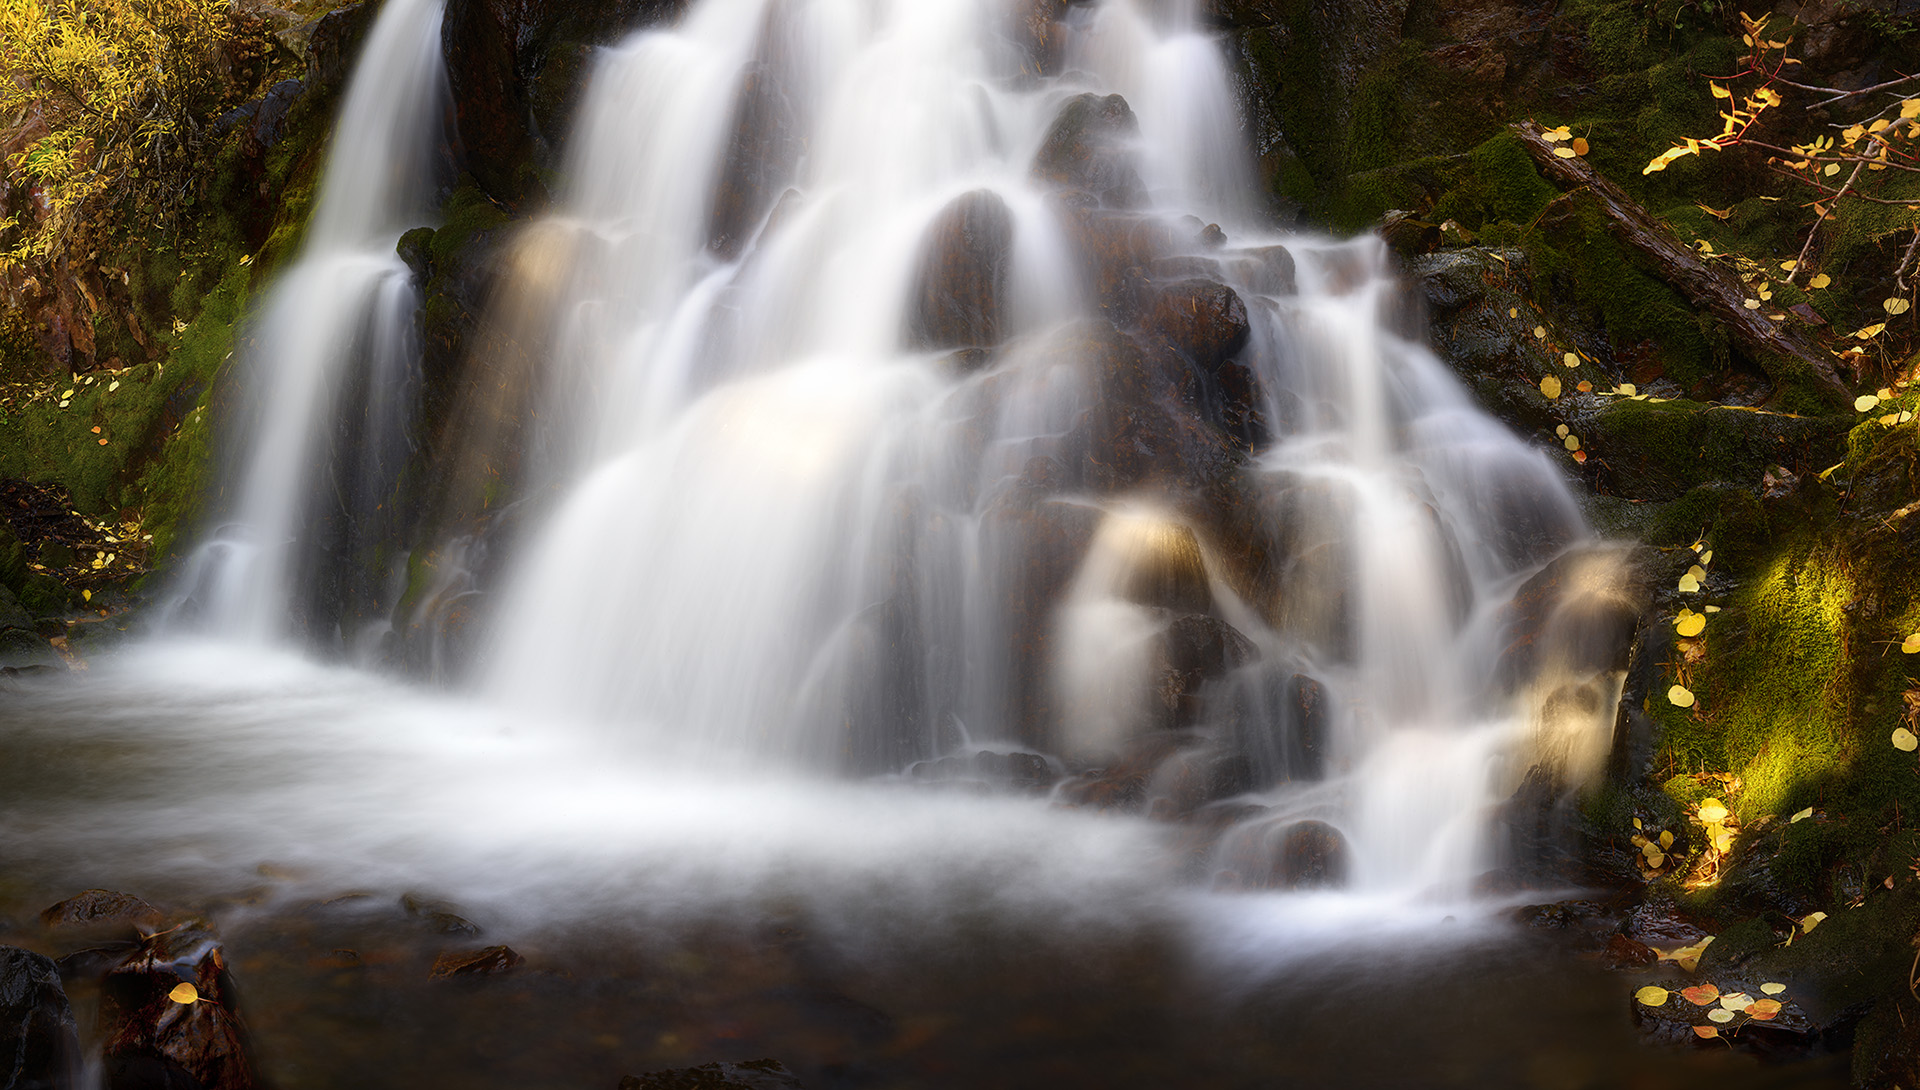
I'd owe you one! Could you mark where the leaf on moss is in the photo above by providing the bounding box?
[1857,394,1883,411]
[1799,912,1827,933]
[1669,684,1696,708]
[1696,798,1729,823]
[1902,632,1919,654]
[1893,727,1918,752]
[1675,611,1706,638]
[1790,808,1812,823]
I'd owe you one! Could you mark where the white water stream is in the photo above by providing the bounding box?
[5,0,1630,961]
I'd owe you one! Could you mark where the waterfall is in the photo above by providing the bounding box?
[130,0,1635,906]
[160,0,449,646]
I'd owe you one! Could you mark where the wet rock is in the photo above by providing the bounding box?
[1145,614,1256,729]
[1601,933,1658,969]
[1030,92,1144,208]
[909,750,1057,794]
[1147,745,1255,818]
[1054,732,1187,814]
[0,946,81,1090]
[442,0,688,206]
[1142,279,1249,373]
[1494,545,1646,690]
[1004,0,1069,77]
[98,920,256,1090]
[400,893,482,936]
[619,1057,806,1089]
[905,190,1013,352]
[1046,198,1174,320]
[1224,244,1296,297]
[709,51,804,258]
[428,945,524,979]
[39,891,166,937]
[1215,818,1350,890]
[304,1,381,96]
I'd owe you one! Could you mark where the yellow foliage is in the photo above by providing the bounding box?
[0,0,233,268]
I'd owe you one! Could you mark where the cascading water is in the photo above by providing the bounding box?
[159,0,448,647]
[0,3,1666,1081]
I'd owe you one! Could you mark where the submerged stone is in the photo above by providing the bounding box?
[0,946,81,1090]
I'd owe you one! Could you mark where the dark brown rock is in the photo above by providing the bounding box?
[708,52,804,258]
[39,890,166,936]
[619,1058,805,1090]
[905,190,1013,352]
[1601,933,1658,969]
[428,945,524,979]
[1030,93,1144,208]
[0,946,80,1090]
[1494,545,1646,691]
[1004,0,1069,77]
[1143,278,1249,373]
[98,920,255,1090]
[1215,818,1350,890]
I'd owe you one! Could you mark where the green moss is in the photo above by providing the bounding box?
[1654,545,1851,820]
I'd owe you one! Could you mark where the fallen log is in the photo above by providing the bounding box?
[1509,120,1851,404]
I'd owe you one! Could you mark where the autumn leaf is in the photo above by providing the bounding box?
[1636,985,1671,1006]
[1693,1025,1720,1039]
[1678,573,1701,593]
[1719,992,1754,1012]
[1562,351,1579,368]
[168,982,199,1005]
[1790,808,1812,823]
[1857,394,1883,412]
[1659,830,1674,850]
[1697,798,1729,823]
[1707,1007,1736,1023]
[1800,912,1827,933]
[1681,983,1720,1005]
[1887,298,1912,316]
[1760,982,1787,995]
[1893,727,1918,752]
[1748,998,1782,1020]
[1564,434,1581,452]
[1572,137,1590,156]
[1902,632,1919,654]
[1675,610,1706,638]
[1669,684,1697,708]
[1810,273,1832,289]
[1657,936,1714,971]
[1540,374,1563,399]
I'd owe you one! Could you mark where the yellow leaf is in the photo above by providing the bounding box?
[1546,125,1572,140]
[1704,605,1720,613]
[168,982,199,1005]
[1616,383,1637,396]
[1698,549,1712,565]
[1712,827,1735,853]
[1901,632,1919,654]
[1687,564,1706,581]
[1563,351,1579,368]
[1710,82,1732,98]
[1810,273,1831,289]
[1708,1008,1736,1023]
[1633,817,1643,830]
[1509,307,1518,318]
[1744,299,1761,310]
[1697,798,1729,823]
[1720,992,1754,1012]
[1886,298,1912,316]
[82,589,91,602]
[1540,374,1562,399]
[1894,726,1919,752]
[1903,98,1920,119]
[1659,829,1674,850]
[1636,985,1670,1006]
[1790,807,1813,823]
[1824,163,1840,176]
[1800,912,1827,933]
[1779,260,1797,271]
[1533,325,1547,339]
[1555,146,1578,158]
[1678,573,1700,593]
[1761,982,1787,995]
[1856,323,1887,340]
[108,380,119,391]
[1564,434,1581,452]
[1857,394,1883,411]
[1676,613,1706,638]
[1669,684,1697,708]
[1748,998,1782,1020]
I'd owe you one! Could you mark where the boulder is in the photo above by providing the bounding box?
[708,52,804,258]
[1215,818,1351,890]
[38,891,166,936]
[619,1058,805,1090]
[1030,93,1144,208]
[97,920,256,1090]
[904,190,1013,352]
[428,945,524,979]
[0,946,80,1090]
[1142,279,1249,373]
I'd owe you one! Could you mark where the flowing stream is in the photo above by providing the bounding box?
[0,0,1811,1086]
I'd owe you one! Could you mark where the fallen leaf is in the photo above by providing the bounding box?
[1748,998,1782,1020]
[1577,380,1593,392]
[1678,573,1700,593]
[1800,912,1827,933]
[1659,830,1674,850]
[1669,684,1696,708]
[1761,982,1787,995]
[1708,1008,1736,1023]
[1676,612,1706,637]
[1636,985,1671,1006]
[1556,424,1570,438]
[1893,727,1918,752]
[1534,326,1547,339]
[1697,798,1729,823]
[1509,307,1519,318]
[1555,147,1578,158]
[1720,992,1754,1012]
[1810,273,1831,289]
[1541,374,1563,399]
[1902,632,1919,654]
[1790,808,1812,823]
[1693,1025,1720,1039]
[168,983,199,1005]
[1682,983,1720,1005]
[1563,351,1579,368]
[1659,936,1713,972]
[1573,449,1587,463]
[1887,298,1912,316]
[1687,564,1706,581]
[1564,434,1581,451]
[1572,137,1590,156]
[1858,394,1883,411]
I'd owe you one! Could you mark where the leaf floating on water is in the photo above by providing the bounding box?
[1541,374,1563,399]
[1761,982,1787,996]
[1790,808,1813,823]
[1748,998,1782,1020]
[1707,1008,1736,1024]
[1902,632,1920,654]
[1681,983,1720,1006]
[1696,798,1729,823]
[1636,985,1671,1006]
[1693,1025,1720,1039]
[1800,912,1827,933]
[168,983,199,1005]
[1676,611,1707,638]
[1893,727,1919,752]
[1669,684,1697,708]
